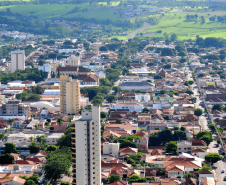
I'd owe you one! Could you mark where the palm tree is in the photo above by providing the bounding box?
[56,117,63,126]
[36,135,42,145]
[57,117,63,132]
[36,135,47,145]
[0,133,8,142]
[29,136,34,142]
[7,119,15,127]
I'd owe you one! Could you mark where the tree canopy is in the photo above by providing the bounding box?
[108,174,122,183]
[44,147,72,182]
[194,108,203,117]
[205,153,222,163]
[196,131,213,146]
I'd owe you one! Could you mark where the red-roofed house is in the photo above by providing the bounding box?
[16,160,34,165]
[10,153,20,161]
[110,180,127,185]
[0,176,26,185]
[119,147,138,156]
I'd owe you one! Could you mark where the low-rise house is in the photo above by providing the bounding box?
[138,114,151,125]
[119,147,138,156]
[191,149,208,159]
[104,124,137,134]
[143,100,171,109]
[199,177,215,185]
[164,159,202,178]
[110,180,127,185]
[79,74,99,86]
[49,122,68,133]
[95,71,106,78]
[0,176,26,185]
[119,81,154,91]
[112,103,143,112]
[198,170,214,178]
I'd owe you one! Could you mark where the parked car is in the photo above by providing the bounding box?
[222,170,225,173]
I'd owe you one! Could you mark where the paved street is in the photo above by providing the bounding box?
[127,22,151,39]
[101,79,121,113]
[186,65,209,131]
[210,136,226,185]
[186,63,226,184]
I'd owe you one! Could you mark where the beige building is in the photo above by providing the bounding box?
[11,50,25,72]
[71,106,101,185]
[66,55,80,66]
[56,66,91,76]
[60,75,80,115]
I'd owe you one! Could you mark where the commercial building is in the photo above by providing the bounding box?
[60,75,80,115]
[71,106,101,185]
[0,100,30,120]
[11,50,25,72]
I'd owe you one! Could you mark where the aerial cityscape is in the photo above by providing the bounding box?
[0,0,226,185]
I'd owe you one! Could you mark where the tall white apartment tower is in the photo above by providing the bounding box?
[71,106,101,185]
[11,50,25,72]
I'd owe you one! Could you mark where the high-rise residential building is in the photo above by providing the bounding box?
[11,50,25,72]
[60,75,80,115]
[71,106,101,185]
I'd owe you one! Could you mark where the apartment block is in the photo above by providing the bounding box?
[0,100,30,119]
[11,50,25,72]
[177,140,192,154]
[71,106,101,185]
[60,75,80,115]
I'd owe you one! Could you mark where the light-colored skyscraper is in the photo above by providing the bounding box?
[60,75,80,115]
[11,50,25,72]
[71,106,101,185]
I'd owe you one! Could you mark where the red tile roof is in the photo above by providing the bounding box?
[151,149,164,156]
[26,157,43,163]
[10,153,20,160]
[119,147,137,154]
[35,150,48,156]
[110,180,127,185]
[101,163,128,168]
[16,160,34,164]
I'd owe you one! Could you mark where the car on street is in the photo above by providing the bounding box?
[224,176,226,181]
[222,170,225,173]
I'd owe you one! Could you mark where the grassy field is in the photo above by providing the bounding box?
[110,35,128,40]
[142,8,226,40]
[0,3,121,20]
[64,9,121,21]
[98,1,120,6]
[0,4,93,18]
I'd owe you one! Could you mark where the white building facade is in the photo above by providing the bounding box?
[11,50,25,72]
[38,64,52,75]
[72,106,101,185]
